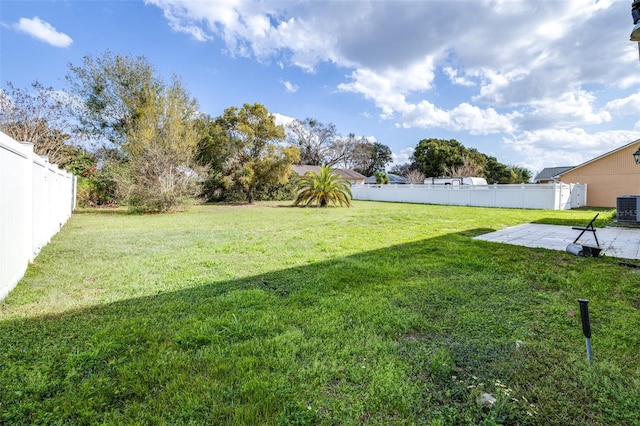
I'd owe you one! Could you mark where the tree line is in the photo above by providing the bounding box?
[390,138,531,184]
[0,50,530,212]
[0,51,396,211]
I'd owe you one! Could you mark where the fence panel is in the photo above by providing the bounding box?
[0,131,75,301]
[351,183,587,210]
[32,155,49,258]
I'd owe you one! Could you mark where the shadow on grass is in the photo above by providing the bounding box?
[1,229,638,425]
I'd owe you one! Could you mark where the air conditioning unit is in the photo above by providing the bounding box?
[616,196,640,223]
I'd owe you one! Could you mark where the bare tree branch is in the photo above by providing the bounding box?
[0,81,76,165]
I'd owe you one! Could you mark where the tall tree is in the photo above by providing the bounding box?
[286,118,341,166]
[510,165,532,183]
[66,50,161,151]
[410,138,530,184]
[194,114,233,201]
[411,138,466,177]
[349,140,393,176]
[483,156,513,184]
[0,81,76,166]
[121,77,205,212]
[213,103,297,203]
[369,141,393,175]
[195,114,231,173]
[66,51,204,211]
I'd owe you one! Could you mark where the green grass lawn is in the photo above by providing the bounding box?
[1,201,638,425]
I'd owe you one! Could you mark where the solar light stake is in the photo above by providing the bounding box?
[578,299,593,365]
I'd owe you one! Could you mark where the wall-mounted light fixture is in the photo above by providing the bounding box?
[633,146,640,165]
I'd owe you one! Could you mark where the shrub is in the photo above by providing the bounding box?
[75,170,118,208]
[293,166,352,207]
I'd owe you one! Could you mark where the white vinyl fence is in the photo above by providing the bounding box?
[1,131,76,301]
[352,182,587,210]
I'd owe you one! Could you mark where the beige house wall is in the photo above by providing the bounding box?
[561,143,640,207]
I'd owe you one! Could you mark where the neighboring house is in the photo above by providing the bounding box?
[559,139,640,207]
[364,173,407,184]
[292,165,366,185]
[534,166,575,183]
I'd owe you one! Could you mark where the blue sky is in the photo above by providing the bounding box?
[2,0,640,176]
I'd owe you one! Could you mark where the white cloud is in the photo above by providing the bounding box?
[338,68,412,119]
[281,80,299,93]
[472,68,531,106]
[147,0,640,166]
[170,22,213,42]
[391,147,414,166]
[273,113,296,127]
[515,91,612,130]
[443,67,475,87]
[449,103,518,135]
[504,128,640,172]
[13,17,72,48]
[604,92,640,116]
[536,21,566,41]
[399,100,517,135]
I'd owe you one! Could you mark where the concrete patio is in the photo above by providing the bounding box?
[474,223,640,260]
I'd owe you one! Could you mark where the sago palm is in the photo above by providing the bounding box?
[294,166,352,207]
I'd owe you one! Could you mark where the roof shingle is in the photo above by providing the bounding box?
[534,166,575,182]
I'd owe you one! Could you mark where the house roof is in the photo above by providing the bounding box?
[292,165,366,180]
[534,166,575,182]
[364,173,407,184]
[558,139,640,176]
